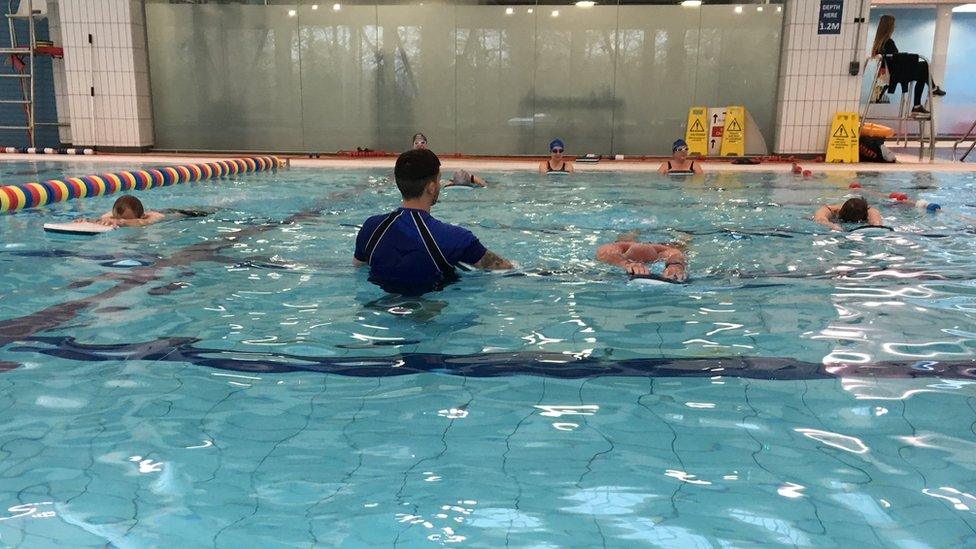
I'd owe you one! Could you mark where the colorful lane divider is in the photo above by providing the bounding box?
[0,156,283,214]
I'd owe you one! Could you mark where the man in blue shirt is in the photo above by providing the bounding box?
[354,149,511,294]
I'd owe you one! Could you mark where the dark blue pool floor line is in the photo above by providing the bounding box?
[5,336,975,380]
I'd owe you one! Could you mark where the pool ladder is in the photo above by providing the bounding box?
[0,0,66,148]
[953,120,976,162]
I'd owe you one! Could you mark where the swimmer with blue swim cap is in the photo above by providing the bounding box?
[412,132,486,187]
[596,231,688,282]
[539,139,574,174]
[658,139,703,175]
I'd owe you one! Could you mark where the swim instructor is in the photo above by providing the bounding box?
[354,149,512,294]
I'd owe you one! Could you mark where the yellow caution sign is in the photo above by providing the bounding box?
[825,112,860,163]
[719,106,745,156]
[685,106,708,156]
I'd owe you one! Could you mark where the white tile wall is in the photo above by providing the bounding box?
[54,0,152,148]
[774,0,872,154]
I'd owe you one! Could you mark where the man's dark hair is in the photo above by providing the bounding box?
[395,149,440,199]
[838,197,869,223]
[113,195,145,218]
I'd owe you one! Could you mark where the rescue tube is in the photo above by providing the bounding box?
[860,123,894,139]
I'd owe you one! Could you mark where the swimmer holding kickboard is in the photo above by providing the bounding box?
[596,231,688,283]
[44,195,164,236]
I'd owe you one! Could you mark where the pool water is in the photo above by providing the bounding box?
[0,163,975,547]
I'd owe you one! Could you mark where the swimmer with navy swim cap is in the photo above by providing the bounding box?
[412,132,486,187]
[539,139,574,173]
[658,139,703,175]
[813,197,883,231]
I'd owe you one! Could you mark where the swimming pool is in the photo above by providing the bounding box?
[1,163,975,546]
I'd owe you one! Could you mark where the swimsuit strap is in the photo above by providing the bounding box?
[667,161,672,170]
[409,210,455,276]
[363,210,401,264]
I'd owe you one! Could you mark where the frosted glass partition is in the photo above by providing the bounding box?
[612,6,701,154]
[696,6,782,152]
[147,4,304,151]
[146,1,784,155]
[455,5,537,155]
[298,4,381,152]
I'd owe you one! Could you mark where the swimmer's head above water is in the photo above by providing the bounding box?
[672,139,689,161]
[549,139,565,158]
[839,197,869,223]
[395,148,442,206]
[412,133,428,150]
[112,195,145,220]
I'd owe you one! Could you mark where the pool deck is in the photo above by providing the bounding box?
[1,147,974,173]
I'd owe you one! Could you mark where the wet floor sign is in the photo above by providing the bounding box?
[719,106,745,157]
[826,112,860,163]
[685,107,708,156]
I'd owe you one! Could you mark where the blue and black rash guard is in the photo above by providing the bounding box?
[354,207,487,294]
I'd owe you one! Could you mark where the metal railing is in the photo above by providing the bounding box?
[953,120,976,162]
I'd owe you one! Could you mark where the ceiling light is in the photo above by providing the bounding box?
[311,4,318,9]
[757,5,764,11]
[680,0,702,7]
[506,7,514,14]
[952,3,976,12]
[777,5,782,11]
[551,9,560,16]
[288,9,297,16]
[734,5,742,13]
[527,8,534,13]
[576,1,596,7]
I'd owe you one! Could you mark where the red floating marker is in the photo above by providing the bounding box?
[849,182,861,189]
[889,192,908,201]
[802,170,812,177]
[792,164,803,174]
[815,155,824,163]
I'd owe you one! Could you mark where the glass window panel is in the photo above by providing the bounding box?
[533,4,617,156]
[298,4,381,151]
[455,4,537,155]
[374,3,457,152]
[695,5,782,151]
[146,4,304,151]
[612,5,701,155]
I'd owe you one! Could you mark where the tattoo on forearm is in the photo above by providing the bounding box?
[475,250,511,270]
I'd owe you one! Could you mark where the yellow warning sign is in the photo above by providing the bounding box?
[685,106,708,156]
[719,106,745,156]
[826,112,860,163]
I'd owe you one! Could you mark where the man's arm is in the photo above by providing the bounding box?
[353,257,365,267]
[655,245,687,282]
[596,243,650,276]
[813,205,842,231]
[473,249,513,270]
[867,207,883,226]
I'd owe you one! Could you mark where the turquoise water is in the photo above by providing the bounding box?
[0,163,975,547]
